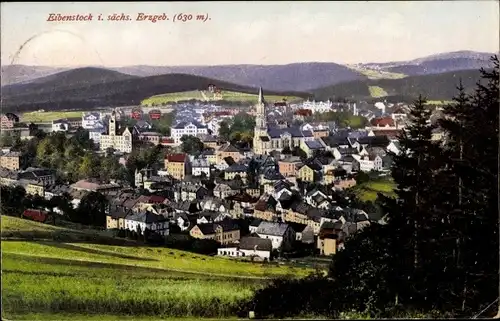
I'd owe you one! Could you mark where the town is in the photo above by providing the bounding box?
[0,85,446,262]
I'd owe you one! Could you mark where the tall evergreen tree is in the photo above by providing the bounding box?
[378,95,443,308]
[438,56,499,316]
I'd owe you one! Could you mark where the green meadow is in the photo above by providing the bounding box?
[352,179,397,202]
[21,111,87,122]
[141,90,303,106]
[368,86,388,98]
[1,216,311,320]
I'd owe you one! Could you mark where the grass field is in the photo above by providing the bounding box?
[425,100,453,105]
[352,179,397,202]
[368,86,388,98]
[347,66,407,80]
[141,90,303,106]
[1,216,311,320]
[21,111,87,122]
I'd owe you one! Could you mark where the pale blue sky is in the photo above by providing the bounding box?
[1,1,498,67]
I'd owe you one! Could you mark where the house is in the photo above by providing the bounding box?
[123,211,169,236]
[106,206,131,230]
[224,164,248,182]
[253,195,279,222]
[189,219,240,245]
[249,218,263,234]
[317,221,343,255]
[22,209,49,222]
[300,139,326,157]
[51,119,70,132]
[323,167,347,185]
[387,141,401,155]
[217,236,272,261]
[1,113,19,129]
[196,211,228,224]
[18,167,56,186]
[191,157,211,177]
[305,189,331,209]
[138,131,163,145]
[171,121,208,144]
[199,134,219,149]
[0,151,22,170]
[255,221,295,251]
[70,179,121,194]
[287,222,315,244]
[214,182,238,199]
[297,161,322,183]
[278,156,302,177]
[165,153,191,180]
[216,143,244,164]
[175,183,208,202]
[176,213,197,231]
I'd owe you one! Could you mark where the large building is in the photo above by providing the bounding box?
[253,88,314,155]
[100,109,136,153]
[171,121,208,144]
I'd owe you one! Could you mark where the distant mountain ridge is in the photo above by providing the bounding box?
[356,50,496,76]
[312,69,486,102]
[1,62,367,91]
[1,67,309,113]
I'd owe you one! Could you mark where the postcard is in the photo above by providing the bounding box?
[1,1,499,320]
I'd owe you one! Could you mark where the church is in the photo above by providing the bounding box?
[100,109,136,153]
[253,88,315,155]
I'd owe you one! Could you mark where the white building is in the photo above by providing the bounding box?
[51,120,70,132]
[124,212,169,236]
[301,99,333,114]
[217,237,272,261]
[171,121,208,144]
[191,157,211,177]
[255,221,295,250]
[82,112,104,129]
[100,109,136,153]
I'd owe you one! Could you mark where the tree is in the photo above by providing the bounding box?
[218,121,231,141]
[76,191,108,227]
[180,135,204,156]
[437,56,499,315]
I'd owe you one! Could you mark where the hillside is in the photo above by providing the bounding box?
[2,67,138,95]
[1,63,367,92]
[1,215,311,320]
[112,62,367,92]
[312,69,485,101]
[357,50,496,77]
[1,67,309,113]
[0,65,67,86]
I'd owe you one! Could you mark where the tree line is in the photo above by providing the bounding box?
[239,56,499,319]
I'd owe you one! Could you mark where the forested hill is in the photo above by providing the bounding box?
[312,69,486,101]
[1,67,309,113]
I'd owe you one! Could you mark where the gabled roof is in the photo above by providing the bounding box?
[219,143,241,153]
[256,221,290,237]
[166,153,187,163]
[238,237,272,252]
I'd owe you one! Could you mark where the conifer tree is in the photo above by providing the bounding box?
[438,56,499,315]
[379,95,443,307]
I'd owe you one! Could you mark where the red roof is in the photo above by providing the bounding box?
[149,195,166,203]
[161,137,175,143]
[370,117,395,127]
[166,153,187,163]
[294,109,312,116]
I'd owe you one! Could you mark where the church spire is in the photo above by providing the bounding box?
[258,87,264,104]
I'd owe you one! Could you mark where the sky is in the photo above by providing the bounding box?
[1,1,498,67]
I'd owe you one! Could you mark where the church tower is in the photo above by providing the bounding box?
[109,109,117,136]
[253,87,268,155]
